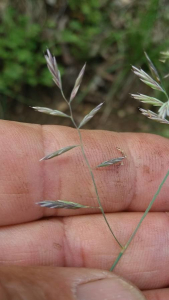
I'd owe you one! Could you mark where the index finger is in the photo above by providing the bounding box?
[0,120,169,226]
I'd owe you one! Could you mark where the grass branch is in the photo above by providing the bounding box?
[110,169,169,271]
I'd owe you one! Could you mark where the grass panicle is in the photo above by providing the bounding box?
[35,49,125,249]
[34,48,169,272]
[132,52,169,122]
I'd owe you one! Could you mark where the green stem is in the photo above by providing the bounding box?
[110,169,169,272]
[67,101,122,248]
[77,127,122,247]
[160,75,169,101]
[61,90,69,104]
[163,89,169,101]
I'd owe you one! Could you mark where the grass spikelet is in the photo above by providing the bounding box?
[144,51,161,83]
[37,200,99,209]
[78,103,103,128]
[132,66,164,92]
[131,94,163,106]
[45,49,62,89]
[40,145,79,161]
[139,108,169,124]
[70,64,86,103]
[32,107,70,118]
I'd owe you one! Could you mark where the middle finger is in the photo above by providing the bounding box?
[0,212,168,290]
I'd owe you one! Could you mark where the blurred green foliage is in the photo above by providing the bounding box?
[62,0,169,62]
[1,1,169,96]
[60,0,169,106]
[0,8,52,100]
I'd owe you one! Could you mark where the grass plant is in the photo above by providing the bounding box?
[33,49,169,271]
[33,49,125,249]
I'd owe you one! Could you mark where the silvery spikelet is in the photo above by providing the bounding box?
[132,52,169,125]
[37,200,99,210]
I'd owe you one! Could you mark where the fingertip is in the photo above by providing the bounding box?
[77,272,146,300]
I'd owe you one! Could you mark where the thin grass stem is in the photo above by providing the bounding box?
[163,89,169,101]
[61,90,69,104]
[61,91,123,248]
[110,169,169,271]
[77,126,122,247]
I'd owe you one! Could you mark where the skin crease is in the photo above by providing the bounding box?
[0,119,169,299]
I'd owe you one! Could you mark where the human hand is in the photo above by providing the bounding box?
[0,120,169,299]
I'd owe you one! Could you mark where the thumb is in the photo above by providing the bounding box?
[0,266,145,300]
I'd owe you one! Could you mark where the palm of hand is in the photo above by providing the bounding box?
[0,120,169,300]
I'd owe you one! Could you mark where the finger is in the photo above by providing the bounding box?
[0,212,168,290]
[143,288,169,300]
[0,266,145,300]
[1,120,169,226]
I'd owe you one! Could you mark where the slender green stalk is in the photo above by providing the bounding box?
[77,127,122,247]
[163,89,169,101]
[160,78,169,101]
[66,99,122,248]
[110,169,169,271]
[159,69,169,101]
[61,90,69,104]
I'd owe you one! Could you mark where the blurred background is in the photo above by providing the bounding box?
[0,0,169,135]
